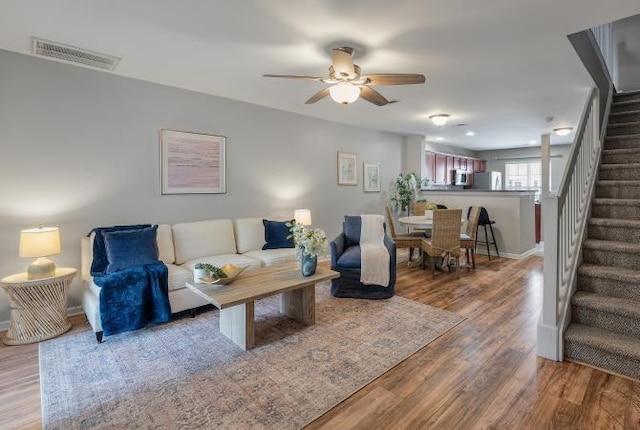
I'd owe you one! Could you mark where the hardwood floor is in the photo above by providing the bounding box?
[1,253,638,429]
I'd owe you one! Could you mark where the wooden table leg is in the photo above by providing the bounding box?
[219,301,255,350]
[280,285,315,326]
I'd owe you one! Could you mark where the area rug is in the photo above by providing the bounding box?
[40,283,463,429]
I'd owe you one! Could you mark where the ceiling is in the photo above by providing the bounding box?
[0,1,638,151]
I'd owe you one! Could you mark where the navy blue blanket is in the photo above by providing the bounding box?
[93,263,171,336]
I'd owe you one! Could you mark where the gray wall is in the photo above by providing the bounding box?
[0,49,403,323]
[476,144,572,193]
[613,14,640,92]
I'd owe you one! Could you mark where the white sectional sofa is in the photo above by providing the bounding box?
[81,217,297,341]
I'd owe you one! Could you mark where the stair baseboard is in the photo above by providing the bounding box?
[564,323,640,381]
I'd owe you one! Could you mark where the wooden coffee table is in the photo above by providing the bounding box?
[186,261,339,350]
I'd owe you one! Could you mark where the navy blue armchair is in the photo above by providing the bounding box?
[330,216,396,299]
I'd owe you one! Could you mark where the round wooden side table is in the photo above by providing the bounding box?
[1,267,77,345]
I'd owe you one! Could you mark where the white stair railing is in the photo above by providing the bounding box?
[537,88,601,360]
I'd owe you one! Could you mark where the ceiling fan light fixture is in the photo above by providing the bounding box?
[553,127,573,136]
[429,114,450,126]
[329,82,360,105]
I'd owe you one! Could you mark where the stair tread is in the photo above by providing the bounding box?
[589,217,640,227]
[596,180,640,185]
[579,263,640,281]
[608,120,640,127]
[565,323,640,360]
[572,291,640,316]
[592,198,640,206]
[583,238,640,253]
[602,148,640,154]
[610,109,640,116]
[615,89,640,97]
[605,133,640,140]
[599,163,640,169]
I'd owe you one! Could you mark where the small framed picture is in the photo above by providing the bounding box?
[160,129,226,194]
[363,162,381,192]
[337,151,357,186]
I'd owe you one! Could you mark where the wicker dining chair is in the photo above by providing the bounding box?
[421,209,462,279]
[384,206,423,262]
[460,206,481,269]
[412,201,428,215]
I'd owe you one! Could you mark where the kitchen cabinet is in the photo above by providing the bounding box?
[423,150,487,184]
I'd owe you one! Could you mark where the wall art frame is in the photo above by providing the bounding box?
[337,151,357,186]
[160,129,226,194]
[363,162,381,192]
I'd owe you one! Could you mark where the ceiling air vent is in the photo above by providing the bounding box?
[32,37,120,71]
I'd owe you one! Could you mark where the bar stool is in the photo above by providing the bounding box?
[474,207,499,259]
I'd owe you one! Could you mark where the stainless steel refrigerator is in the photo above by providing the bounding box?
[472,171,502,190]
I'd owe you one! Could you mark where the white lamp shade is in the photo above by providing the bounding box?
[19,227,61,258]
[294,209,312,226]
[554,127,573,136]
[429,114,450,126]
[329,82,360,104]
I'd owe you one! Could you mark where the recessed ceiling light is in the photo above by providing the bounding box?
[435,137,444,141]
[466,131,475,137]
[529,140,537,145]
[553,127,573,136]
[429,114,451,127]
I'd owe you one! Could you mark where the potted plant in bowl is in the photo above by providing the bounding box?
[194,263,227,282]
[286,221,328,276]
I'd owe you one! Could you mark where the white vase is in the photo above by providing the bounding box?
[194,268,208,282]
[424,210,434,219]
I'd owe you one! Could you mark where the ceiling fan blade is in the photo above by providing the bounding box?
[364,73,426,86]
[305,87,331,104]
[331,48,355,78]
[359,86,395,106]
[262,74,324,81]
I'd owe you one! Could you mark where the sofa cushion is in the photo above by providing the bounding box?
[233,218,265,253]
[243,248,297,267]
[103,226,159,274]
[336,245,361,268]
[172,219,237,265]
[156,224,175,264]
[179,254,262,273]
[89,263,190,297]
[343,216,362,247]
[262,219,294,250]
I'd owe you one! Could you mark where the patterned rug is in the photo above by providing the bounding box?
[40,283,463,429]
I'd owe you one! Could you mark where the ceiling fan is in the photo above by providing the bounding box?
[263,47,426,106]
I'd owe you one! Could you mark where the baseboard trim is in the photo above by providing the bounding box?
[0,305,85,332]
[475,246,539,260]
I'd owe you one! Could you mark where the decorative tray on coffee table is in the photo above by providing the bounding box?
[197,264,247,285]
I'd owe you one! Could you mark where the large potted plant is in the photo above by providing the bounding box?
[391,172,421,216]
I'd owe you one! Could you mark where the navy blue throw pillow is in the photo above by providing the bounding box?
[89,224,152,276]
[343,215,362,247]
[262,219,295,250]
[103,225,160,274]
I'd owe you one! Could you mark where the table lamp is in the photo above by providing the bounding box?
[19,227,61,279]
[294,209,312,226]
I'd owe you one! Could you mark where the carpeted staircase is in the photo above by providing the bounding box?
[564,89,640,381]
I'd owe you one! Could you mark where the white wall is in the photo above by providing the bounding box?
[476,144,572,193]
[0,49,403,323]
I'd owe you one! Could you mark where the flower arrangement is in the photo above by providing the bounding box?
[390,172,421,214]
[286,221,328,259]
